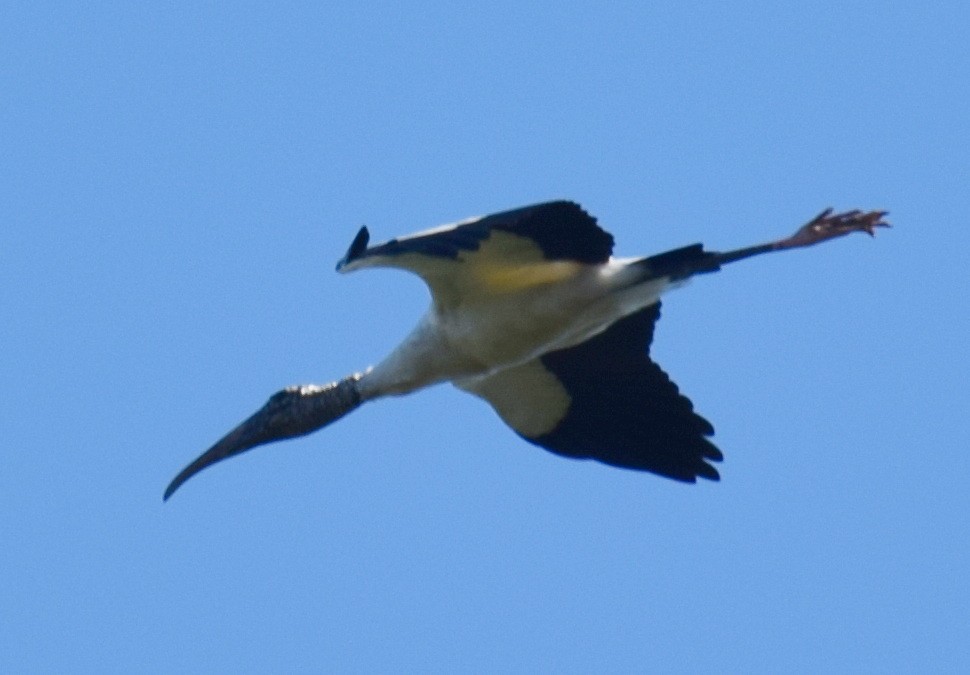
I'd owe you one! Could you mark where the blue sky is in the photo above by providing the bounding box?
[3,2,968,672]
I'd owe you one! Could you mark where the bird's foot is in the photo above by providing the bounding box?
[776,208,890,250]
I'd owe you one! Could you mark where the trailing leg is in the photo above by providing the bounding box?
[713,208,889,267]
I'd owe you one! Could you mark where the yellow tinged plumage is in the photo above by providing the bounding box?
[458,360,571,437]
[462,231,584,294]
[473,260,583,293]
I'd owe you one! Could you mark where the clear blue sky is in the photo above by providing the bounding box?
[3,2,968,672]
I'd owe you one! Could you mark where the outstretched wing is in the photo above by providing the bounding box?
[336,201,614,307]
[458,303,722,482]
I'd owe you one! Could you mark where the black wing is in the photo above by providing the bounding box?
[339,200,614,268]
[463,303,722,482]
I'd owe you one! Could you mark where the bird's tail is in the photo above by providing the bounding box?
[633,243,721,283]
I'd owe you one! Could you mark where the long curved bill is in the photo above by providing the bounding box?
[164,408,274,501]
[164,377,362,500]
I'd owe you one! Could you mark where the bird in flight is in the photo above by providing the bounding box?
[164,201,887,500]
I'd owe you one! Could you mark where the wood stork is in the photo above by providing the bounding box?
[164,201,887,500]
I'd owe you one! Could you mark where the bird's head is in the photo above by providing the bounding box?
[164,380,362,500]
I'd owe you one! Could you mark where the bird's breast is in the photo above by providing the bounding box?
[437,270,632,369]
[361,260,669,399]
